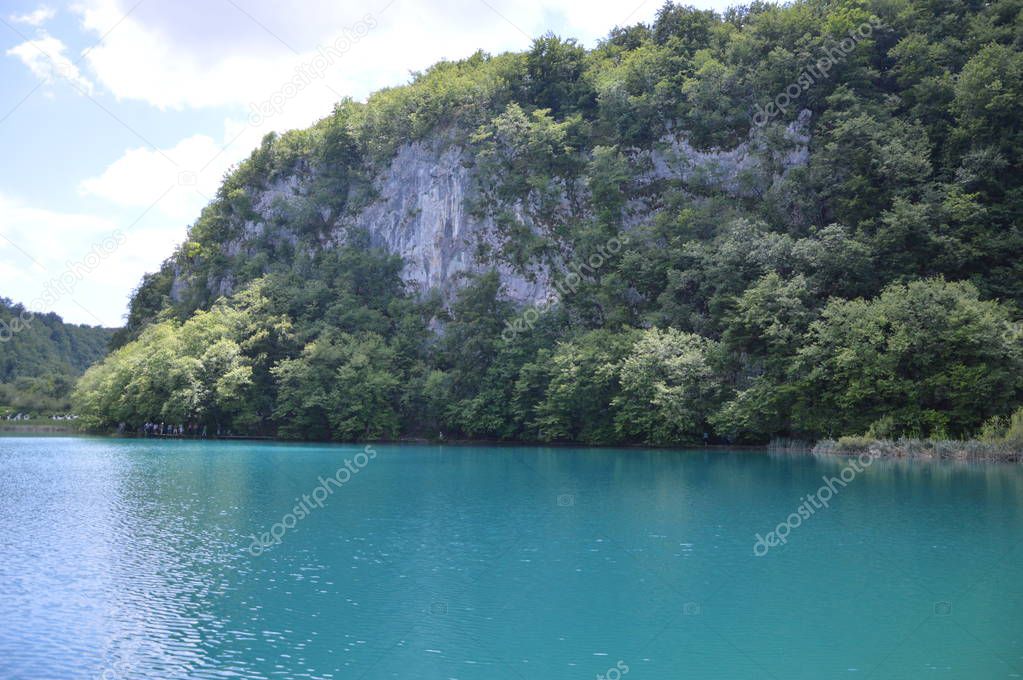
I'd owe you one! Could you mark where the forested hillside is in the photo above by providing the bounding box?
[75,0,1023,444]
[0,298,114,415]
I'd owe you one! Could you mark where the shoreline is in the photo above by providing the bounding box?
[4,430,1019,462]
[101,432,773,450]
[810,437,1023,463]
[0,423,79,434]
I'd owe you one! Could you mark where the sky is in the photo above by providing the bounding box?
[0,0,735,327]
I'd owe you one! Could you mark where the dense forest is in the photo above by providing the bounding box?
[0,298,114,415]
[74,0,1023,444]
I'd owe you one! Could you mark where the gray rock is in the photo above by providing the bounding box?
[171,111,812,308]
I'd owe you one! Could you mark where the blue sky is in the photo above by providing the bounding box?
[0,0,734,327]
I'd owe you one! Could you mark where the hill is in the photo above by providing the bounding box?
[76,0,1023,443]
[0,298,114,415]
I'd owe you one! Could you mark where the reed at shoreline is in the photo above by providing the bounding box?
[811,436,1023,463]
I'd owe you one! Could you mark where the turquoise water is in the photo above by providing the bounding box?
[0,437,1021,679]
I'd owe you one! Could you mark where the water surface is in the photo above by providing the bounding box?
[0,437,1020,679]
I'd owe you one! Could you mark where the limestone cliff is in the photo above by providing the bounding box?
[168,110,812,311]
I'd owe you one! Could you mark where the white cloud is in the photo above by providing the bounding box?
[68,0,731,241]
[79,134,236,221]
[0,193,193,326]
[74,0,339,111]
[3,0,741,326]
[0,194,113,259]
[5,33,95,94]
[0,194,131,325]
[71,0,690,117]
[8,5,56,26]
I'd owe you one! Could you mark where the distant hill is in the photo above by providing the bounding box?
[0,298,115,415]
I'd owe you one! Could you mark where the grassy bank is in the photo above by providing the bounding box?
[812,436,1023,463]
[0,418,81,434]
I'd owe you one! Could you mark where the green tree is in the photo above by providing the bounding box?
[527,329,638,443]
[524,34,592,115]
[614,328,723,444]
[273,332,401,441]
[791,279,1023,438]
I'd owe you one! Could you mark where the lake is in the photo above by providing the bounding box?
[0,437,1021,679]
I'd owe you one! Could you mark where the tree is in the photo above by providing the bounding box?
[527,329,638,443]
[273,332,401,441]
[524,33,592,115]
[614,328,723,444]
[710,273,815,442]
[791,279,1023,438]
[952,44,1023,153]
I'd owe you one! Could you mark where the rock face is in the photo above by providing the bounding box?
[174,111,812,307]
[645,109,812,192]
[354,139,552,304]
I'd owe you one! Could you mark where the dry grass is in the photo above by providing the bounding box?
[812,437,1023,463]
